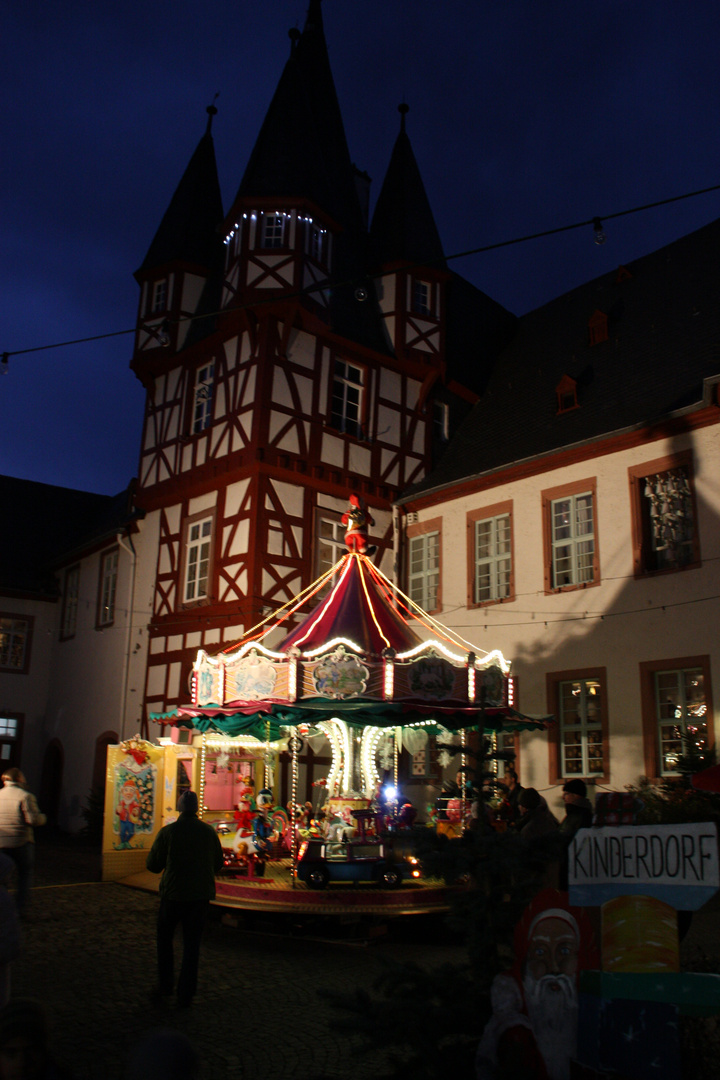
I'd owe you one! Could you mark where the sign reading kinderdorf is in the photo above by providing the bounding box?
[568,823,719,909]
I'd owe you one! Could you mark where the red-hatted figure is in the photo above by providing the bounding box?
[342,494,376,555]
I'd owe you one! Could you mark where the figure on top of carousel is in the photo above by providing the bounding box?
[342,494,376,556]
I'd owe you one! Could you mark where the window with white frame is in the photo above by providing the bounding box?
[654,667,708,776]
[408,531,440,611]
[192,362,214,434]
[330,359,364,438]
[317,515,345,576]
[151,279,168,314]
[474,513,511,603]
[98,549,118,627]
[412,279,432,316]
[550,491,595,588]
[261,213,286,249]
[0,716,19,762]
[61,566,80,639]
[558,677,604,777]
[0,617,31,672]
[184,517,213,603]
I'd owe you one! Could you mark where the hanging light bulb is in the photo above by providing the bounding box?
[593,217,606,245]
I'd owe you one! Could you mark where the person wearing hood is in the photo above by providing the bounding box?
[515,788,559,839]
[558,780,593,838]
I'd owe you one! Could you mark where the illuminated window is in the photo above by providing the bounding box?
[547,669,608,782]
[640,656,714,778]
[654,667,707,777]
[473,512,511,604]
[98,549,118,627]
[412,279,432,316]
[408,530,440,612]
[61,566,80,640]
[184,517,213,603]
[151,279,168,314]
[0,617,31,673]
[629,454,698,575]
[330,359,365,438]
[0,715,20,763]
[542,480,598,591]
[192,362,214,434]
[261,213,286,249]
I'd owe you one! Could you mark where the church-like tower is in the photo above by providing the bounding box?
[129,2,513,727]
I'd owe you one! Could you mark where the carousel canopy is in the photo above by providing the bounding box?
[151,548,552,737]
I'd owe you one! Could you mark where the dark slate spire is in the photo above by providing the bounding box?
[233,0,363,234]
[137,105,225,274]
[369,104,446,269]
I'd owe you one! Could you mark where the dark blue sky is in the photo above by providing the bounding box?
[2,1,719,494]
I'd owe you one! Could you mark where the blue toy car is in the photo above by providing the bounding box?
[296,839,421,889]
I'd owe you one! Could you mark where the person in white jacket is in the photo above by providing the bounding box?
[0,769,46,916]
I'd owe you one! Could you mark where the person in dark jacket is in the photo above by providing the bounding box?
[559,779,594,838]
[515,787,559,839]
[146,789,223,1007]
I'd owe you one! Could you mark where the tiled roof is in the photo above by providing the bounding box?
[0,477,140,599]
[403,216,720,499]
[136,131,224,275]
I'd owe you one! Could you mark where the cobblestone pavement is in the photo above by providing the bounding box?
[10,836,467,1080]
[8,835,720,1080]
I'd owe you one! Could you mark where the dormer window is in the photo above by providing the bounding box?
[261,213,286,249]
[308,225,324,263]
[588,310,608,346]
[151,279,168,314]
[556,374,578,414]
[433,401,449,442]
[412,279,433,316]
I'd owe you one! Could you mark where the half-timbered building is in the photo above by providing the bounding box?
[131,1,514,731]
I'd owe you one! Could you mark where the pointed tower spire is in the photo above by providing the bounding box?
[369,104,445,270]
[137,108,224,274]
[232,0,362,233]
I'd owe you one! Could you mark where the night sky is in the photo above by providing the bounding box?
[2,1,719,495]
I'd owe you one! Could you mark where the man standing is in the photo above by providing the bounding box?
[0,768,46,916]
[146,789,223,1008]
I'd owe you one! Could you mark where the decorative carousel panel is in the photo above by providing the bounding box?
[225,651,286,701]
[195,658,222,706]
[302,646,372,700]
[395,653,468,702]
[476,664,508,707]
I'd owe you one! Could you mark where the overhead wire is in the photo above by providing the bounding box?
[3,179,720,362]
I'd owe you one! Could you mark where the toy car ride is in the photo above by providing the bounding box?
[296,839,421,889]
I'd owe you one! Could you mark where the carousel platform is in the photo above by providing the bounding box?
[119,857,456,917]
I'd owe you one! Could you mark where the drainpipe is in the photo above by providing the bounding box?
[116,530,137,742]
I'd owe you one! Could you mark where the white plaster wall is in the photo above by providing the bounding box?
[413,425,720,804]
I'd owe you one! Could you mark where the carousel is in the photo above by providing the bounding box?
[103,498,549,915]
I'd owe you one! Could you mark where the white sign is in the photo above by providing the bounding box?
[569,823,719,909]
